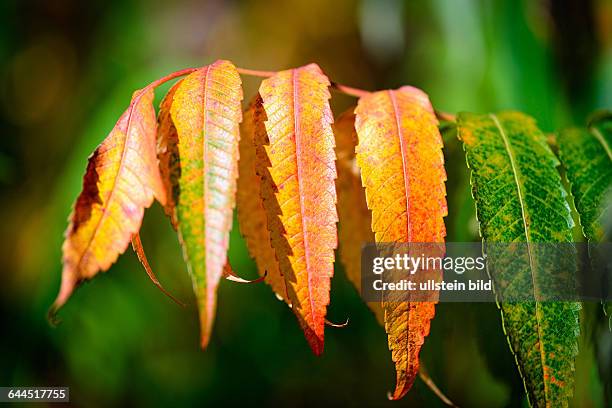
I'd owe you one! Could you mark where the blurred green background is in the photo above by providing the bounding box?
[1,0,611,406]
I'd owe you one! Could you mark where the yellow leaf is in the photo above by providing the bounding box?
[355,87,447,400]
[255,63,338,355]
[53,87,165,313]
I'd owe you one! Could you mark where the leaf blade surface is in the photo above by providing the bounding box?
[256,63,338,354]
[458,111,580,407]
[158,60,243,348]
[54,87,165,311]
[354,87,447,399]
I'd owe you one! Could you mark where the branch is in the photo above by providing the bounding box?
[143,66,457,124]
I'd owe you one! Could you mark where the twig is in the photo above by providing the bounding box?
[146,67,199,90]
[236,67,276,78]
[330,81,371,98]
[418,366,459,407]
[237,67,372,98]
[142,65,457,123]
[435,110,457,122]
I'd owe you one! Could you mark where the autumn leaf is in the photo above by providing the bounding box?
[457,111,580,407]
[333,108,383,325]
[354,87,447,400]
[236,95,288,301]
[254,63,338,355]
[157,60,243,348]
[52,87,165,314]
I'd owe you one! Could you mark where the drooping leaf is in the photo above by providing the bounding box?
[457,111,581,407]
[52,87,166,313]
[333,108,383,325]
[255,63,338,355]
[556,111,612,243]
[354,87,447,400]
[236,96,288,301]
[157,60,243,348]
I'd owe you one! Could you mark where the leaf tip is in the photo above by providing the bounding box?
[303,328,325,356]
[387,372,416,401]
[310,341,324,357]
[197,293,218,350]
[199,333,211,350]
[387,387,407,401]
[48,271,78,325]
[198,308,214,350]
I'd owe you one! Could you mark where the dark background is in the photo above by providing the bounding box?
[0,0,610,406]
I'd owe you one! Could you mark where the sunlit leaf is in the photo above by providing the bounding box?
[255,63,338,355]
[52,87,165,313]
[157,60,243,348]
[354,87,447,400]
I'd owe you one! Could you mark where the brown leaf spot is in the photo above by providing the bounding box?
[71,149,102,232]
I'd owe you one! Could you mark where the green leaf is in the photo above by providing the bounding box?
[457,111,581,408]
[557,111,612,243]
[557,111,612,402]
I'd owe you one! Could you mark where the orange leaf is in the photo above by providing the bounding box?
[255,64,338,355]
[237,95,288,301]
[157,60,243,348]
[354,87,447,399]
[333,109,383,325]
[52,87,165,313]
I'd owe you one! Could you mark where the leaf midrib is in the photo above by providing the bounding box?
[201,64,212,279]
[590,126,612,162]
[489,113,549,402]
[386,89,414,383]
[74,90,147,272]
[388,90,413,242]
[292,69,317,327]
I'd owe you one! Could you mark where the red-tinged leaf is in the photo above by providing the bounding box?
[334,109,384,325]
[52,87,166,314]
[255,63,338,355]
[336,109,457,406]
[236,95,288,301]
[157,60,243,348]
[354,87,447,399]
